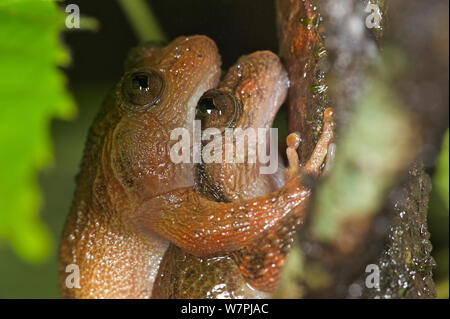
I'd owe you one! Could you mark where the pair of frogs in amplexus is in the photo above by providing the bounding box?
[59,35,335,299]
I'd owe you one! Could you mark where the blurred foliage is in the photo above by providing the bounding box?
[434,130,449,210]
[78,16,100,32]
[311,78,414,240]
[0,0,75,263]
[436,279,449,299]
[0,83,102,298]
[429,130,449,299]
[434,249,449,299]
[118,0,165,42]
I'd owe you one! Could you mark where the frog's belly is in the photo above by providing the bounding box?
[152,244,270,299]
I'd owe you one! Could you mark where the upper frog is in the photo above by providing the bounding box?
[59,36,221,298]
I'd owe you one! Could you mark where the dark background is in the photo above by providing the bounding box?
[65,0,279,83]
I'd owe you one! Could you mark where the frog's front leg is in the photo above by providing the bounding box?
[285,107,335,180]
[132,173,311,257]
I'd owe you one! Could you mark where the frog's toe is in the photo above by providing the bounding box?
[284,132,301,181]
[303,107,336,177]
[286,132,301,150]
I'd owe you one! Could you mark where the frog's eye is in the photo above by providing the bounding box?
[196,90,241,129]
[122,70,164,108]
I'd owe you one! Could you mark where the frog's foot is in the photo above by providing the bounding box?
[284,132,301,182]
[303,107,336,177]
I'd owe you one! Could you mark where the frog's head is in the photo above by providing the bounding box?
[196,51,288,132]
[89,36,221,201]
[118,35,221,130]
[194,51,288,201]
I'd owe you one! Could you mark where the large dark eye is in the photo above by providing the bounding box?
[198,96,216,115]
[122,70,164,108]
[196,90,241,129]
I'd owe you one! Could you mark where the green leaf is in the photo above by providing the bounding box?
[0,0,75,263]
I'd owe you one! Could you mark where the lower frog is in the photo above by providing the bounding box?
[152,51,335,298]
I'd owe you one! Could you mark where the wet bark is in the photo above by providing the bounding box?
[276,0,447,298]
[276,0,327,164]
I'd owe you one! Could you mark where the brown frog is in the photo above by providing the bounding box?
[59,36,333,298]
[59,36,222,298]
[152,51,335,298]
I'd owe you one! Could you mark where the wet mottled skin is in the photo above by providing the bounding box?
[153,51,289,298]
[59,36,334,299]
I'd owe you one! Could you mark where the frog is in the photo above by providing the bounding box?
[152,51,335,298]
[59,35,333,299]
[59,35,222,298]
